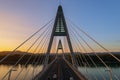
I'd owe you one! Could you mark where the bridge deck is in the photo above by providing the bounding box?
[34,55,87,80]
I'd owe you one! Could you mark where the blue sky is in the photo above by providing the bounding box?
[0,0,120,52]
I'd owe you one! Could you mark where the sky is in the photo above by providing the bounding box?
[0,0,120,52]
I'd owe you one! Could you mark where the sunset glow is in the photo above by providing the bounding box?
[0,0,120,52]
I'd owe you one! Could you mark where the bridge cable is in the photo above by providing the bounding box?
[69,22,107,79]
[3,26,50,80]
[31,27,53,79]
[69,26,106,80]
[23,21,53,79]
[67,18,119,80]
[72,27,119,80]
[22,29,51,80]
[69,32,98,80]
[67,18,120,63]
[70,37,91,79]
[22,22,53,80]
[14,23,52,80]
[0,19,53,64]
[2,19,53,80]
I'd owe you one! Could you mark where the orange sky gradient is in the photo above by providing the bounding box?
[0,1,120,53]
[0,12,120,53]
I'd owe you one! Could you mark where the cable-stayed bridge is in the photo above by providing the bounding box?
[0,5,120,80]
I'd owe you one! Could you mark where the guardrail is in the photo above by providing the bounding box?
[64,58,87,80]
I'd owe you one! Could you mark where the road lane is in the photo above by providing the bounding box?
[34,55,87,80]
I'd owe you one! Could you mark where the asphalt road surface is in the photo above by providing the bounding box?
[34,55,86,80]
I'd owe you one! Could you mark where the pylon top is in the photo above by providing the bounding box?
[58,5,62,10]
[53,5,67,36]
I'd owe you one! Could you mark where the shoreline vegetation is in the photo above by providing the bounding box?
[0,51,120,67]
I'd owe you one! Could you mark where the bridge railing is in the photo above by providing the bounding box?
[63,57,87,80]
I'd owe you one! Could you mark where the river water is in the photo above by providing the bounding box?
[0,64,43,80]
[0,64,120,80]
[78,66,120,80]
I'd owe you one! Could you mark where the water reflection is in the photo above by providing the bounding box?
[0,64,43,80]
[0,64,120,80]
[78,66,120,80]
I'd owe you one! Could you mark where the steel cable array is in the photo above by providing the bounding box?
[66,17,120,80]
[1,19,54,80]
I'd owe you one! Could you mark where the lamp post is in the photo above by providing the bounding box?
[8,69,17,80]
[105,69,112,80]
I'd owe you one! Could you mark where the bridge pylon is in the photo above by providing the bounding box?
[56,40,64,58]
[44,5,77,67]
